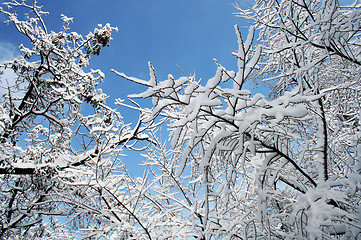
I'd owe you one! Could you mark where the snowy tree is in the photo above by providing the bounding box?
[115,0,361,239]
[0,1,153,238]
[1,0,361,239]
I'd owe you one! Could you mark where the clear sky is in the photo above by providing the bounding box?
[0,0,254,172]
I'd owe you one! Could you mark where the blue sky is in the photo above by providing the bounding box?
[0,0,254,172]
[0,0,253,105]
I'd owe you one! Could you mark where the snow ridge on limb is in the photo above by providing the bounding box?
[118,19,327,238]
